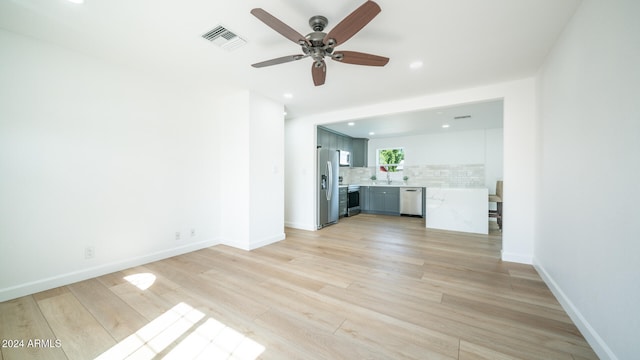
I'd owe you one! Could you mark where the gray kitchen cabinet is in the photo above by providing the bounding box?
[329,131,338,151]
[360,186,370,211]
[345,137,353,154]
[367,187,400,215]
[352,138,369,167]
[317,127,329,149]
[316,126,358,160]
[386,188,400,214]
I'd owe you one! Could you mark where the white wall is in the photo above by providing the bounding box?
[248,93,285,249]
[219,93,251,249]
[285,78,537,263]
[367,128,503,190]
[484,128,504,194]
[369,130,486,165]
[0,30,222,301]
[535,1,640,359]
[284,119,317,230]
[217,91,286,250]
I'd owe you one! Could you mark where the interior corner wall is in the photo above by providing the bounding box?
[0,29,222,302]
[500,79,537,263]
[217,91,285,250]
[218,92,251,249]
[535,1,640,358]
[284,118,317,230]
[248,93,285,249]
[285,78,538,264]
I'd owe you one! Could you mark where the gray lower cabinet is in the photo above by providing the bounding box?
[339,186,348,217]
[360,186,369,211]
[362,186,400,215]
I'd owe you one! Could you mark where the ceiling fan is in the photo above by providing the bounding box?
[250,1,389,86]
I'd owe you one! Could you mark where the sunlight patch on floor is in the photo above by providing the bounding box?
[124,273,157,290]
[95,302,265,359]
[164,318,265,359]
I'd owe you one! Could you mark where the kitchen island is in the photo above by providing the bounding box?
[353,183,489,235]
[425,187,488,234]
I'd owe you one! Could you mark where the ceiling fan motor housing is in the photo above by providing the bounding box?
[309,15,328,32]
[306,31,327,47]
[305,16,333,65]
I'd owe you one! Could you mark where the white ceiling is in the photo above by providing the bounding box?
[0,0,580,123]
[322,99,504,138]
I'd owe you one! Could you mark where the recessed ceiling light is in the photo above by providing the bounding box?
[67,0,84,3]
[348,122,355,126]
[409,60,423,69]
[369,132,375,136]
[283,93,293,99]
[442,124,450,128]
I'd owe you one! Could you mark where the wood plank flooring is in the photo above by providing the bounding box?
[0,214,597,359]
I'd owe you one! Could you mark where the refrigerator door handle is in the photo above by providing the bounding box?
[326,161,332,201]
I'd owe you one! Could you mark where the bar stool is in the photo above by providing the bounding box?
[489,180,503,230]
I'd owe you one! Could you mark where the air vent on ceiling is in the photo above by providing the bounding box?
[454,115,472,120]
[202,25,247,51]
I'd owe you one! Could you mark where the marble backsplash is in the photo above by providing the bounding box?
[340,164,485,188]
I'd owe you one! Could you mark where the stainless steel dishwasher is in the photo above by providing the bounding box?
[400,187,423,217]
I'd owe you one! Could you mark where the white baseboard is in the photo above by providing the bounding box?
[501,250,533,264]
[249,232,286,250]
[0,238,220,302]
[534,260,617,360]
[284,221,316,231]
[221,233,286,251]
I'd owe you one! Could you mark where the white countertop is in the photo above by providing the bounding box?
[353,183,422,187]
[350,183,487,189]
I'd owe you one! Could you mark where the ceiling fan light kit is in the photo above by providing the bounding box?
[250,1,389,86]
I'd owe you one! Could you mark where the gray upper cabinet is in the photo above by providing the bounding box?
[328,131,337,151]
[337,135,345,151]
[317,126,364,167]
[352,138,369,167]
[318,126,355,149]
[317,127,329,149]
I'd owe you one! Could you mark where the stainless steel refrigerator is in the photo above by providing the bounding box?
[317,148,339,229]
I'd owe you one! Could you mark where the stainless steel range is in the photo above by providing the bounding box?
[347,185,361,216]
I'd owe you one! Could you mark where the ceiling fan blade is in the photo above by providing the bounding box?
[251,8,310,45]
[333,51,389,66]
[323,1,381,47]
[251,55,307,68]
[312,61,326,86]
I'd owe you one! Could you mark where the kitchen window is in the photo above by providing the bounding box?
[377,147,405,172]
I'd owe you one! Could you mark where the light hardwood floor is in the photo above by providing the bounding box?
[1,214,597,359]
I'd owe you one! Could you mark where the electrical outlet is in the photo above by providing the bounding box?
[84,246,95,259]
[190,228,196,237]
[175,232,181,241]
